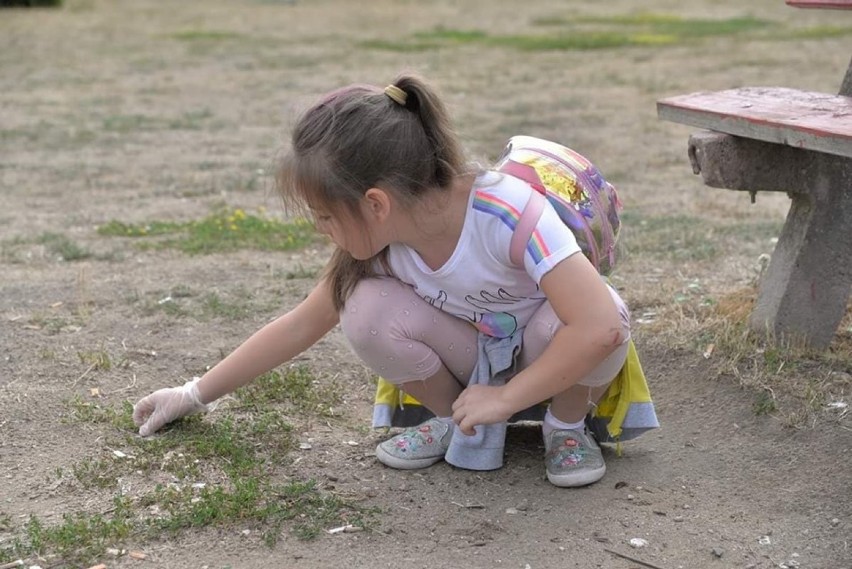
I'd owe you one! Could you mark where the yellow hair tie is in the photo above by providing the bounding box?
[384,84,407,106]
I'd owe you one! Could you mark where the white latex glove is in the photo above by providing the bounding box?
[132,377,213,436]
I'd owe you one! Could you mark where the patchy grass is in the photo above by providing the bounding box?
[101,109,213,132]
[1,232,116,264]
[362,15,850,53]
[199,291,253,320]
[235,366,343,417]
[133,286,274,322]
[97,208,318,255]
[362,15,777,52]
[361,26,678,52]
[77,349,113,372]
[545,13,772,36]
[281,263,321,280]
[9,497,136,563]
[621,213,783,263]
[26,312,85,335]
[37,232,92,262]
[786,26,852,40]
[2,365,362,565]
[168,30,244,42]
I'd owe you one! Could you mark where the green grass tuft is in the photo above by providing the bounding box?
[572,13,771,36]
[97,208,318,255]
[785,26,852,40]
[169,30,243,42]
[236,365,343,417]
[362,14,777,53]
[11,497,135,561]
[753,390,778,415]
[2,364,361,564]
[37,232,92,261]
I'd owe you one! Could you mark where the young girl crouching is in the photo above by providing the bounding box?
[133,74,632,488]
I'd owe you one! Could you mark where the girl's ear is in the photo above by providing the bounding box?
[363,187,392,221]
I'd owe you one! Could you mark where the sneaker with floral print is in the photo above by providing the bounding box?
[375,417,453,470]
[545,428,606,487]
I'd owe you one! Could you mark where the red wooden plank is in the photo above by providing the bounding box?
[786,0,852,8]
[657,87,852,158]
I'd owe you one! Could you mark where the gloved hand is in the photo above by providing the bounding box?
[132,377,213,436]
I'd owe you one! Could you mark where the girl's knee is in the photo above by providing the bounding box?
[579,338,630,388]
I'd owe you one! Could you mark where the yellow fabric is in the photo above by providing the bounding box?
[374,375,420,408]
[591,340,650,440]
[374,339,652,445]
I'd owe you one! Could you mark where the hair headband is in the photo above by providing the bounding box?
[384,84,407,106]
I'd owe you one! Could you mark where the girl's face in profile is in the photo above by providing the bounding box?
[311,205,383,260]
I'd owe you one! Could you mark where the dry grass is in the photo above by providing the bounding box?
[637,284,852,427]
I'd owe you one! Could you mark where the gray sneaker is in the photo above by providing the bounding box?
[545,428,606,487]
[375,418,453,470]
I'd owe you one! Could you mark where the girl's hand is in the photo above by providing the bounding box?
[132,377,212,436]
[451,384,515,436]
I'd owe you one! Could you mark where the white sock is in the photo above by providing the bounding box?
[542,408,585,443]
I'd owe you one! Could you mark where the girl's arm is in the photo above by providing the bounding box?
[133,278,339,435]
[196,277,339,403]
[452,254,624,433]
[501,253,624,410]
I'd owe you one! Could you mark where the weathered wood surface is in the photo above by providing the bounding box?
[786,0,852,9]
[657,87,852,159]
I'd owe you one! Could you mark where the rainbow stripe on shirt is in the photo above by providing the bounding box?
[473,189,550,264]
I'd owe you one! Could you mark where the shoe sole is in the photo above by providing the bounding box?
[547,464,606,487]
[375,444,444,470]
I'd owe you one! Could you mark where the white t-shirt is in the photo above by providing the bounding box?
[385,171,582,339]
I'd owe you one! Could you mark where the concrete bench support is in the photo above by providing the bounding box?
[688,132,852,347]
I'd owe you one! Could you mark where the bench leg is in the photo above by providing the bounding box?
[688,132,852,348]
[840,55,852,96]
[752,187,852,348]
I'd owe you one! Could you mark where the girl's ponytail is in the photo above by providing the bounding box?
[393,74,465,188]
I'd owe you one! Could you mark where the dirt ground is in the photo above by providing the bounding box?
[1,1,851,568]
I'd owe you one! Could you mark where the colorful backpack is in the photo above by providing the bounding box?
[494,136,622,275]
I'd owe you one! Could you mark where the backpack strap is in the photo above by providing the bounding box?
[509,187,547,267]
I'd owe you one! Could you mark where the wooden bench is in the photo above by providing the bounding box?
[656,3,852,349]
[785,0,852,8]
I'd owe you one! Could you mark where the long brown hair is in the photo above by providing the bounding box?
[277,74,466,310]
